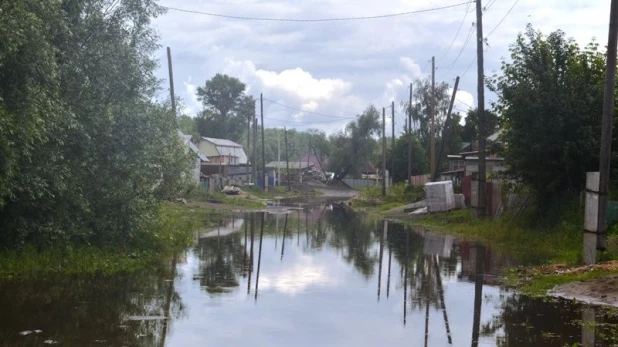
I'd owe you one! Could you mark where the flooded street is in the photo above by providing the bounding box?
[2,203,618,346]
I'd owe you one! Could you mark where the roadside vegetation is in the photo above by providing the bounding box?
[353,183,425,211]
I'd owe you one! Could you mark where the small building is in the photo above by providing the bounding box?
[178,130,209,184]
[198,137,251,182]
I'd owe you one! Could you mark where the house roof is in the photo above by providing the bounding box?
[362,161,378,173]
[487,129,503,142]
[178,131,209,162]
[201,137,248,164]
[266,161,313,170]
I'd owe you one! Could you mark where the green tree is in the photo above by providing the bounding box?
[328,105,381,179]
[461,108,500,143]
[196,74,252,142]
[489,25,604,204]
[387,133,428,182]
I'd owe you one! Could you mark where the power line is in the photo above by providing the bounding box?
[439,24,475,79]
[485,0,498,11]
[437,0,472,62]
[262,97,354,119]
[460,56,477,79]
[486,0,520,38]
[264,116,350,124]
[161,2,473,22]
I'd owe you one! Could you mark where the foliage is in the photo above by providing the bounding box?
[489,25,604,205]
[460,108,501,143]
[328,105,381,179]
[0,0,192,249]
[195,74,254,142]
[385,134,428,182]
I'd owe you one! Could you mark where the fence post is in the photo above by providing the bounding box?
[584,172,599,265]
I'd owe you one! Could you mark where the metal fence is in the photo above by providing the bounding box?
[342,178,382,188]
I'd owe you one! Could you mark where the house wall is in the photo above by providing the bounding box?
[198,140,219,157]
[193,157,201,184]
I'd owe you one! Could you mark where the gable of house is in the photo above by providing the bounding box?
[198,137,249,165]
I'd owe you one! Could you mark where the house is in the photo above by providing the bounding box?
[198,137,251,181]
[178,130,209,184]
[361,161,379,179]
[198,137,248,165]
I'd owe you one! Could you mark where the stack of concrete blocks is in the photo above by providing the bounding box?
[425,181,456,213]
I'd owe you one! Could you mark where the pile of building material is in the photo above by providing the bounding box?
[425,181,456,212]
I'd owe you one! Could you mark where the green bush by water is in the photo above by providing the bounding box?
[0,203,226,277]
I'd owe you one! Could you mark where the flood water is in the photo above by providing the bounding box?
[2,202,618,346]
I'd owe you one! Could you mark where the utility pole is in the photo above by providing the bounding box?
[246,114,251,184]
[434,76,460,181]
[277,129,281,186]
[597,0,618,251]
[430,56,436,180]
[284,127,291,192]
[476,0,487,217]
[408,83,413,184]
[252,105,258,186]
[382,107,387,196]
[260,94,267,192]
[391,101,395,184]
[166,47,176,116]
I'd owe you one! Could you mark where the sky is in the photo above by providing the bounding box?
[152,0,611,134]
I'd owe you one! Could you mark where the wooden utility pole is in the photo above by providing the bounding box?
[408,83,413,184]
[391,101,395,183]
[476,0,487,217]
[252,106,258,186]
[430,56,436,180]
[166,47,176,115]
[382,107,387,196]
[284,127,291,191]
[246,114,251,183]
[260,94,267,192]
[597,0,618,251]
[434,76,460,181]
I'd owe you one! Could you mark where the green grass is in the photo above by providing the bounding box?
[503,268,618,295]
[0,202,226,277]
[191,190,265,208]
[354,183,424,209]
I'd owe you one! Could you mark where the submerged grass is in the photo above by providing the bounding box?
[0,202,227,277]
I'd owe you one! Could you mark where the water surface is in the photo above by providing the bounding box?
[2,203,618,346]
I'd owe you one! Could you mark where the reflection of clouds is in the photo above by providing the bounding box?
[259,255,340,296]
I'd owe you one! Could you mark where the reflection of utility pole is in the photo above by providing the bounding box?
[434,256,452,344]
[281,214,288,260]
[255,212,265,300]
[581,307,597,347]
[247,214,255,294]
[471,244,485,347]
[159,253,178,347]
[297,210,300,246]
[386,237,392,299]
[377,220,385,301]
[403,229,409,325]
[424,256,431,347]
[243,213,248,277]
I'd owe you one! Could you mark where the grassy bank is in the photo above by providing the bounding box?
[408,197,618,295]
[0,202,226,277]
[353,183,425,211]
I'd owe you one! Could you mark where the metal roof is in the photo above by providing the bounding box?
[202,137,243,148]
[265,161,313,170]
[178,131,209,162]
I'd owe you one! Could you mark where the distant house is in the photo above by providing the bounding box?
[198,137,249,165]
[266,161,314,185]
[198,137,251,180]
[178,130,209,184]
[362,161,379,179]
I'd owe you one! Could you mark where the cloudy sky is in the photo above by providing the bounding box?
[152,0,611,134]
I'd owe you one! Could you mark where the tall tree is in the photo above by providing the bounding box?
[196,74,251,142]
[489,25,605,204]
[328,105,381,179]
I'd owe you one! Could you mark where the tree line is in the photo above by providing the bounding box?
[0,1,192,249]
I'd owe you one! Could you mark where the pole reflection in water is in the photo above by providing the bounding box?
[471,243,485,347]
[281,213,288,261]
[247,214,255,295]
[403,228,409,325]
[297,210,300,246]
[424,256,431,347]
[254,212,265,300]
[433,255,452,344]
[581,307,596,347]
[386,235,392,299]
[377,220,385,301]
[243,213,248,277]
[158,253,177,347]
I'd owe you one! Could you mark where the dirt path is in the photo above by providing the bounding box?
[550,275,618,307]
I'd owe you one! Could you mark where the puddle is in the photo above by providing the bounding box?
[0,203,617,346]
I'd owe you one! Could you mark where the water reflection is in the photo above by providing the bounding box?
[2,204,618,346]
